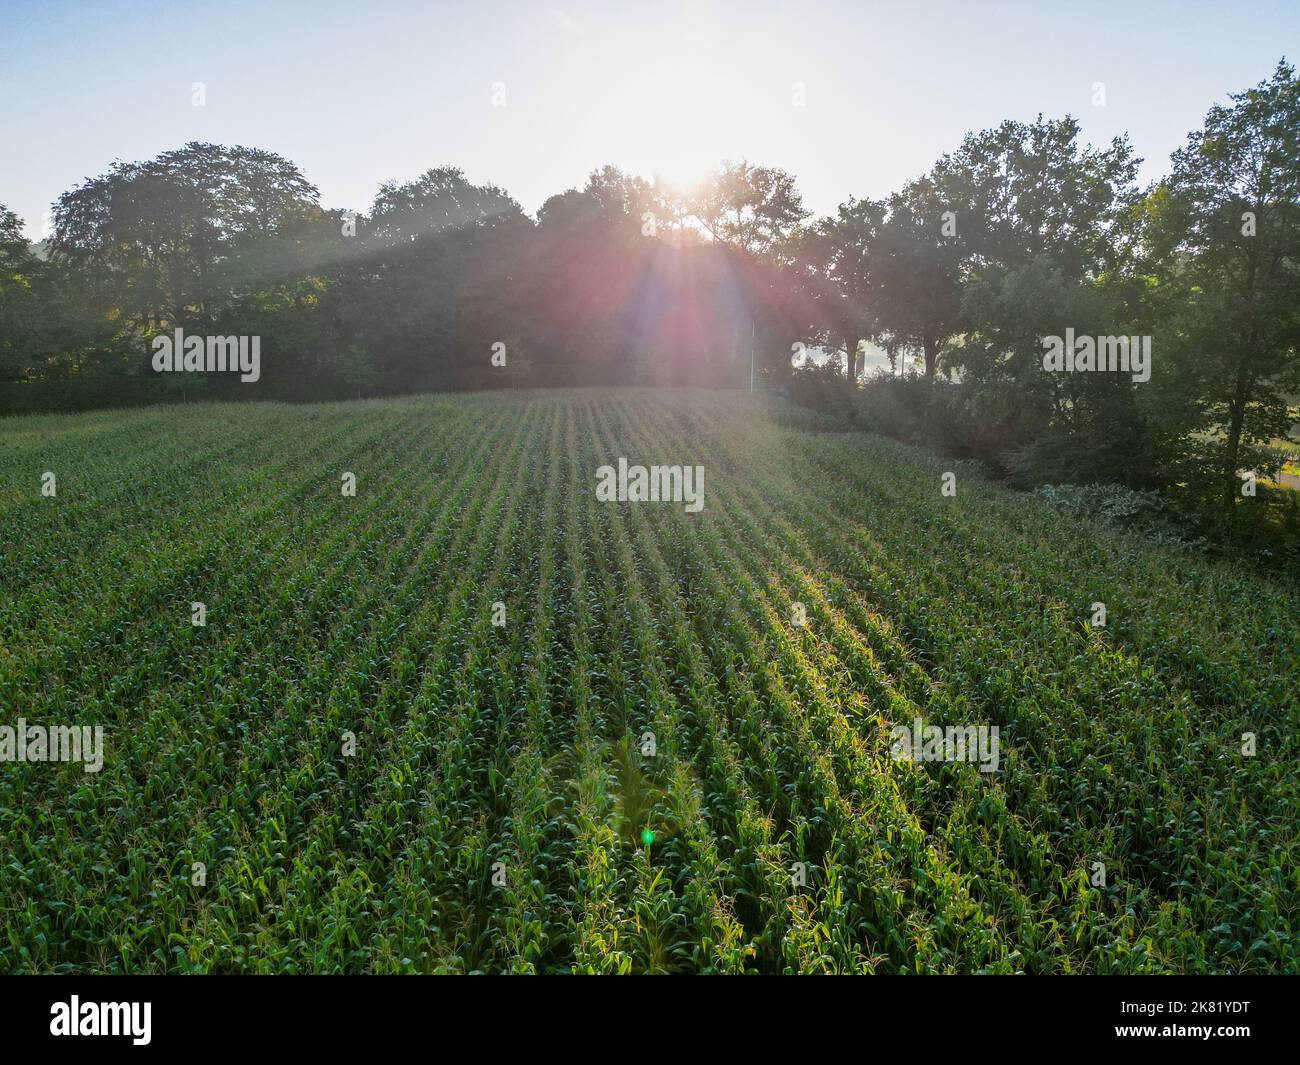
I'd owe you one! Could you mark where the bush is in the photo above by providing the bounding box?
[786,362,858,420]
[849,374,1020,461]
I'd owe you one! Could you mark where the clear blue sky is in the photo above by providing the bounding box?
[2,0,1296,239]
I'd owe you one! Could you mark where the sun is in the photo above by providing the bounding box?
[652,156,712,195]
[633,82,719,195]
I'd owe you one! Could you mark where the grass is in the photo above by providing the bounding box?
[1,389,1296,973]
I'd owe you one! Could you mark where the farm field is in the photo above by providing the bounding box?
[1,388,1296,974]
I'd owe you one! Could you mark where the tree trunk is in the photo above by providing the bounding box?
[1222,359,1252,514]
[844,336,857,386]
[1224,248,1261,514]
[923,336,939,382]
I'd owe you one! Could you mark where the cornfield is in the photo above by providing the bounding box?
[1,389,1296,973]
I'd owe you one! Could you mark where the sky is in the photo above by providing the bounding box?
[2,0,1297,240]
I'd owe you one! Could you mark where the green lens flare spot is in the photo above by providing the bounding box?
[641,828,655,845]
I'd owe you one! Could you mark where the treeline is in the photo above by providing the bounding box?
[0,152,797,404]
[1,60,1297,541]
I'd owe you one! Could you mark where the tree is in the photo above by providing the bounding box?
[0,204,115,384]
[677,161,811,385]
[1153,60,1300,512]
[790,197,882,384]
[932,116,1145,476]
[331,166,529,392]
[0,205,49,380]
[930,116,1139,281]
[685,160,810,256]
[50,143,323,337]
[334,344,379,399]
[869,178,963,382]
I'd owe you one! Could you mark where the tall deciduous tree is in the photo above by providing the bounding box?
[334,165,529,392]
[791,197,882,384]
[50,143,323,337]
[0,205,49,380]
[869,177,964,382]
[1153,60,1300,512]
[685,160,810,256]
